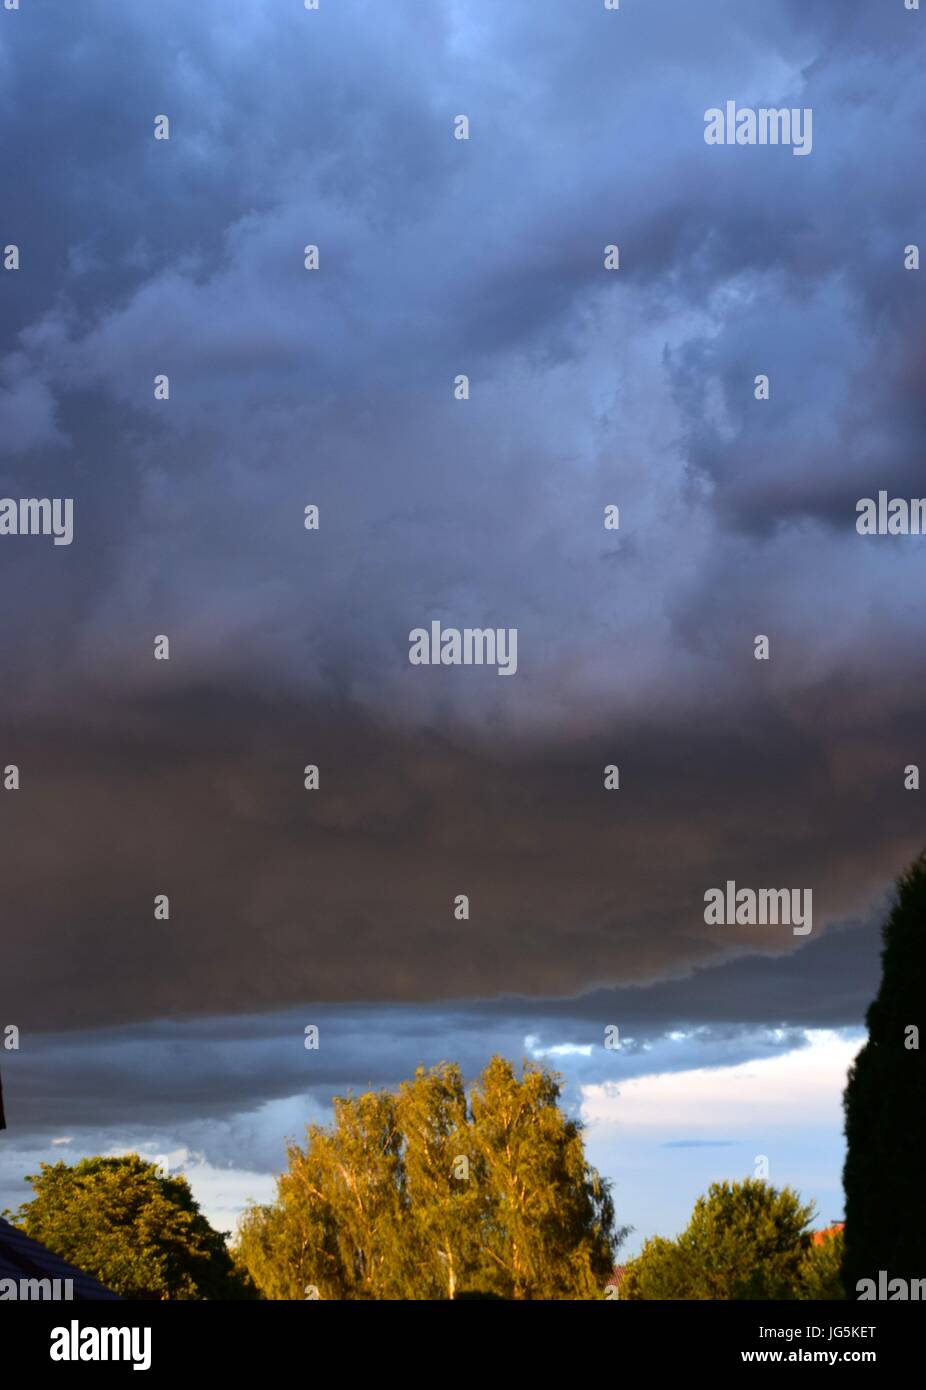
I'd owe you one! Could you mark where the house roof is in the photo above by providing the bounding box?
[0,1217,121,1300]
[812,1222,845,1246]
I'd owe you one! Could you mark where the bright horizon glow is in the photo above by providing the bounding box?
[580,1029,864,1257]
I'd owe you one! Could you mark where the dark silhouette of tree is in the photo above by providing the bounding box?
[842,852,926,1294]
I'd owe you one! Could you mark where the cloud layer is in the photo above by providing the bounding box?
[1,0,923,1033]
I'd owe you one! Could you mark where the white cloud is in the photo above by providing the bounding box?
[580,1029,864,1257]
[582,1029,863,1134]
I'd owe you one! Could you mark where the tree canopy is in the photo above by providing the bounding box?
[12,1154,254,1300]
[235,1056,619,1299]
[619,1178,834,1300]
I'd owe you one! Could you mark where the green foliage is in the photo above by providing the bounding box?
[620,1235,692,1300]
[842,851,926,1293]
[466,1056,618,1299]
[396,1061,483,1299]
[620,1179,816,1300]
[13,1154,255,1300]
[235,1056,619,1299]
[796,1230,845,1300]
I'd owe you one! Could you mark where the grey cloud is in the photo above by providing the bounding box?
[2,914,874,1128]
[0,2,920,1143]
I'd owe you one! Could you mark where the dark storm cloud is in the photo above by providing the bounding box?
[2,678,903,1033]
[1,0,924,1037]
[1,911,877,1147]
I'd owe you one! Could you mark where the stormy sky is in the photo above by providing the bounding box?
[1,0,923,1252]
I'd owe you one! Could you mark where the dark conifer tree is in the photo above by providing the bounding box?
[842,852,926,1293]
